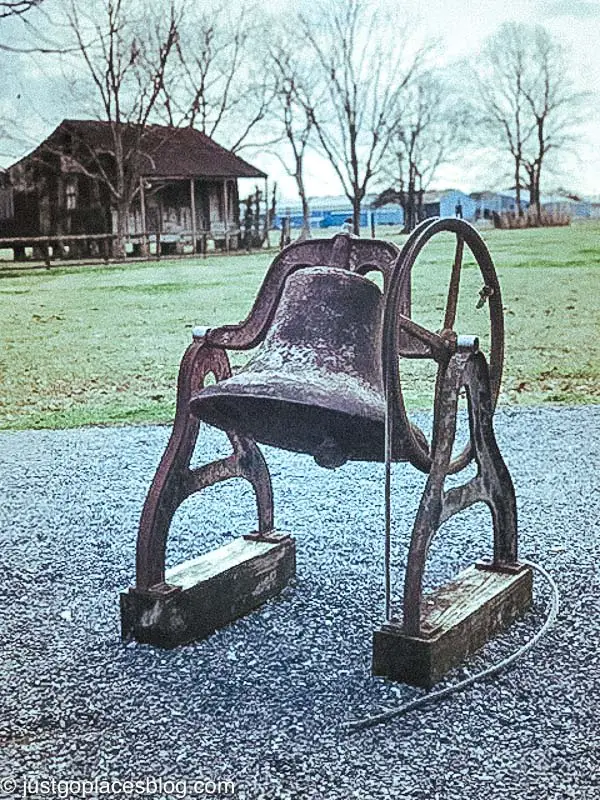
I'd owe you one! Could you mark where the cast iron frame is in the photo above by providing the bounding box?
[130,219,518,640]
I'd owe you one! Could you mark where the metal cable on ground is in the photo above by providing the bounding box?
[345,560,560,732]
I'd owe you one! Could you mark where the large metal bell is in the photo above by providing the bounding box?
[190,266,416,468]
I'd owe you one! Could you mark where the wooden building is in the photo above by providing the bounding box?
[0,120,266,258]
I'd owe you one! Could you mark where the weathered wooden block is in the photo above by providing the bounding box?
[120,533,296,648]
[372,563,533,688]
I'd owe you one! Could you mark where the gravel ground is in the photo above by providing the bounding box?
[0,405,598,800]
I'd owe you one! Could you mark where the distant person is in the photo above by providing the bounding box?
[341,217,353,233]
[455,203,463,219]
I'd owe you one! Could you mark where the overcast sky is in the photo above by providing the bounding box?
[1,0,599,201]
[270,0,600,200]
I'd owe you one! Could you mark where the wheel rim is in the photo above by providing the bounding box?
[383,218,504,473]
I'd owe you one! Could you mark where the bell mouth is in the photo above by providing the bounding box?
[191,391,387,466]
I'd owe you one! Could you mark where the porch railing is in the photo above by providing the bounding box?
[0,227,243,267]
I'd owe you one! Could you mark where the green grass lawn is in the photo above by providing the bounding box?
[0,222,598,430]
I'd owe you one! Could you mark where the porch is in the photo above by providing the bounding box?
[125,177,243,255]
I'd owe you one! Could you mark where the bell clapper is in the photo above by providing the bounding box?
[312,437,348,469]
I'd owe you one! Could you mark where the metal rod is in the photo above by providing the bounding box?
[384,367,392,622]
[443,234,464,330]
[396,313,451,361]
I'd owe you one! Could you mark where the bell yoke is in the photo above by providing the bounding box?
[120,220,533,688]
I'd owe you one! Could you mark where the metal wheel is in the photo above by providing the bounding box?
[383,218,505,474]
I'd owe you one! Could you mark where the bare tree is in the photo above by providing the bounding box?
[474,23,582,220]
[385,73,463,232]
[519,26,582,220]
[296,0,425,234]
[268,44,315,240]
[62,0,180,255]
[0,0,74,170]
[473,25,530,214]
[160,4,274,153]
[0,0,42,17]
[0,0,68,53]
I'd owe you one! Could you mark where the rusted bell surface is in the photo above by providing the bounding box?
[191,266,407,468]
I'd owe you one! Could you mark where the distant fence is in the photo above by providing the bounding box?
[492,210,571,229]
[0,228,244,269]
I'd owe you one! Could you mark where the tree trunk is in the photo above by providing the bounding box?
[535,118,545,223]
[297,170,311,241]
[403,199,417,233]
[113,126,128,259]
[525,164,537,224]
[514,158,522,216]
[253,189,261,243]
[528,177,535,222]
[534,167,542,223]
[402,171,418,233]
[114,199,129,259]
[352,195,361,235]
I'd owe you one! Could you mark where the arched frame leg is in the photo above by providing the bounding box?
[402,351,518,637]
[135,337,274,591]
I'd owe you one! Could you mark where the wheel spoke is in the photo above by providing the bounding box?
[443,234,464,330]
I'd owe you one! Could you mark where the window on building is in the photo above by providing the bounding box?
[0,187,14,220]
[65,178,78,210]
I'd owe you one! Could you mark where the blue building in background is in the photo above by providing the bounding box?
[275,194,404,230]
[274,188,523,232]
[470,191,519,219]
[421,190,478,221]
[540,195,591,218]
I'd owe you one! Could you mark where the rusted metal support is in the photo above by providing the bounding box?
[122,330,282,645]
[401,350,518,637]
[373,346,528,686]
[132,335,274,591]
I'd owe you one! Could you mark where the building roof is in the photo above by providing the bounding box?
[470,190,514,201]
[10,119,267,180]
[280,194,382,213]
[309,194,376,211]
[540,194,590,206]
[421,189,473,204]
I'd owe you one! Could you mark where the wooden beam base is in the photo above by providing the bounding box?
[372,563,533,688]
[120,533,295,648]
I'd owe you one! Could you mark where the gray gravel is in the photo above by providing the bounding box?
[0,405,599,800]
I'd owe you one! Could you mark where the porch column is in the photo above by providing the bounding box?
[223,179,230,252]
[139,176,148,256]
[190,178,197,255]
[264,177,270,248]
